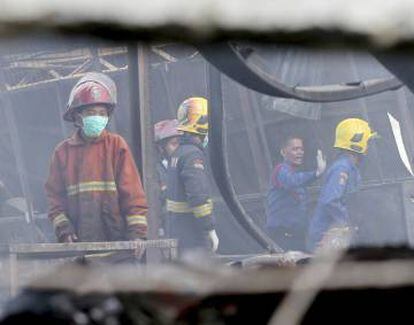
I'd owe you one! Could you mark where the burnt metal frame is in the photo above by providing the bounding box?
[0,45,177,92]
[199,42,403,102]
[201,42,406,253]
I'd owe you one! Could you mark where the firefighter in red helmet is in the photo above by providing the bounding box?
[154,119,182,238]
[45,73,148,258]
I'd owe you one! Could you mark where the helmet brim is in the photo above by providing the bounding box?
[63,104,114,122]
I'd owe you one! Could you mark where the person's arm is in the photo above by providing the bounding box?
[116,138,148,240]
[180,150,215,230]
[180,150,218,251]
[45,149,77,242]
[275,164,317,190]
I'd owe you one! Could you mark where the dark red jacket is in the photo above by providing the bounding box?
[45,130,148,242]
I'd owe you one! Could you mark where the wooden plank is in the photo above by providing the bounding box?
[0,239,177,258]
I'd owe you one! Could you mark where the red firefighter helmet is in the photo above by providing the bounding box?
[64,72,117,122]
[154,119,182,143]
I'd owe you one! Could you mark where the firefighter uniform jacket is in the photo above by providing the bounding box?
[266,161,317,232]
[166,136,215,250]
[307,153,361,251]
[45,130,148,242]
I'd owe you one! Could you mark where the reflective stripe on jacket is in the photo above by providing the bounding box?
[166,136,215,250]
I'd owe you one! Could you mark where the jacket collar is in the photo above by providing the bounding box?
[283,160,299,170]
[180,134,204,151]
[68,129,108,146]
[337,152,359,170]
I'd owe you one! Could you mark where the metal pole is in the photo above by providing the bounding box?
[54,81,70,137]
[128,44,143,173]
[137,44,162,263]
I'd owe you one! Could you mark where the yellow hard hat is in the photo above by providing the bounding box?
[334,118,377,154]
[177,97,208,136]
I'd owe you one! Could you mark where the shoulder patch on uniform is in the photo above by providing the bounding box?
[192,158,205,170]
[339,172,348,185]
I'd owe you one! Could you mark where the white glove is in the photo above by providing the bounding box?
[316,149,327,177]
[207,229,219,252]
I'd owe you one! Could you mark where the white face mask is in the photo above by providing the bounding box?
[82,115,108,138]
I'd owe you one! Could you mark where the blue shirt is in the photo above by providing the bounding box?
[307,154,361,251]
[266,161,317,231]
